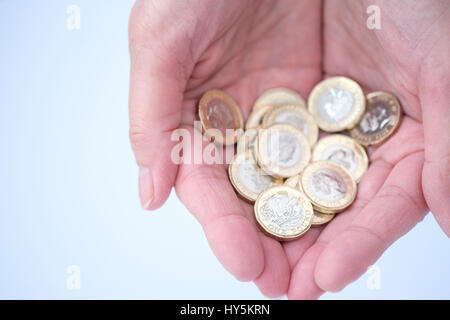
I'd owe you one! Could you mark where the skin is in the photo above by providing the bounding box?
[128,0,450,299]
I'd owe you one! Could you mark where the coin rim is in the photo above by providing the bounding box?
[254,123,312,178]
[300,160,357,213]
[228,150,281,202]
[311,210,335,226]
[198,89,244,145]
[262,104,319,146]
[245,104,274,130]
[254,185,313,240]
[284,175,301,189]
[308,76,366,132]
[349,91,403,146]
[312,134,369,183]
[252,87,306,112]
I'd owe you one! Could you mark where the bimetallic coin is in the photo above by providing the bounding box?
[236,128,258,154]
[198,89,244,145]
[312,134,368,183]
[308,77,365,132]
[262,104,319,146]
[254,124,311,178]
[252,87,306,112]
[350,91,403,146]
[254,185,314,241]
[300,161,357,214]
[311,211,335,226]
[245,104,274,130]
[229,151,282,202]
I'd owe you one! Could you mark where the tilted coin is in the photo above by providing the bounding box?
[245,104,274,130]
[300,160,357,214]
[308,77,365,132]
[254,124,311,178]
[198,89,244,145]
[312,134,368,183]
[252,87,306,112]
[350,91,403,146]
[228,151,282,202]
[236,128,258,154]
[262,104,319,146]
[254,185,314,241]
[311,210,335,226]
[284,175,301,191]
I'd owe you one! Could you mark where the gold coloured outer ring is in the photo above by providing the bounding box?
[252,87,306,112]
[254,185,314,241]
[245,104,274,130]
[311,211,334,226]
[254,124,311,178]
[198,89,244,145]
[300,160,357,214]
[349,91,403,146]
[228,151,282,203]
[308,76,365,132]
[262,104,319,146]
[312,134,369,183]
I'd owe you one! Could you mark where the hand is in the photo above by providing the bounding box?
[286,0,449,299]
[128,0,449,299]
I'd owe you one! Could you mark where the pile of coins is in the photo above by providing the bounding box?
[198,76,402,241]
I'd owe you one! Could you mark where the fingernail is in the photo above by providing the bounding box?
[139,167,154,210]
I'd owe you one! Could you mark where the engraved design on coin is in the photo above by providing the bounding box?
[206,99,235,134]
[274,112,308,135]
[263,194,303,230]
[310,168,347,202]
[359,101,391,134]
[238,159,274,194]
[267,131,302,168]
[318,87,354,122]
[321,145,357,174]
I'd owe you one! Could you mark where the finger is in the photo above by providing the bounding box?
[287,242,325,300]
[254,234,290,298]
[315,151,427,292]
[174,127,264,281]
[283,227,322,269]
[420,64,450,236]
[129,3,191,210]
[287,159,392,299]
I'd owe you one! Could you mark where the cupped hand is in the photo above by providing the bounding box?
[128,0,449,299]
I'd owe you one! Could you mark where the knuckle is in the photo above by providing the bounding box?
[377,184,421,212]
[129,125,152,150]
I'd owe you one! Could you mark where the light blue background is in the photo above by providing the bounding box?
[0,0,448,299]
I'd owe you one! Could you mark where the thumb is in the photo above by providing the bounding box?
[128,3,190,210]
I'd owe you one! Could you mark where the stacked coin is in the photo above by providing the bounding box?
[198,77,403,241]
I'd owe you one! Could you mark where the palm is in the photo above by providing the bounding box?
[129,0,449,298]
[173,0,322,297]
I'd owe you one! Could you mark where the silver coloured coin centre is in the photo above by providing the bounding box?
[274,112,309,135]
[263,194,303,230]
[359,102,391,134]
[266,131,302,168]
[238,159,274,194]
[310,168,347,202]
[321,145,357,174]
[318,87,354,122]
